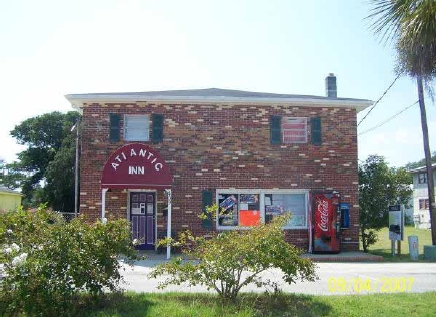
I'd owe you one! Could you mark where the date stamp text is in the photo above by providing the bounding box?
[328,277,415,293]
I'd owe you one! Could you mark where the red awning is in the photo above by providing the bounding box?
[101,143,172,189]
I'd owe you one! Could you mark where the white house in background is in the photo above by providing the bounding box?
[404,190,414,225]
[409,164,436,229]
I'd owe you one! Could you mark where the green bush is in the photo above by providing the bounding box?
[149,215,317,301]
[0,207,138,316]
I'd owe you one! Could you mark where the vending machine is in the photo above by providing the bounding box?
[312,192,341,253]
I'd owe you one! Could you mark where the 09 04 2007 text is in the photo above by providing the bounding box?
[327,277,415,293]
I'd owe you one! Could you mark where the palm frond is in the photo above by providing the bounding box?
[367,0,415,43]
[367,0,436,80]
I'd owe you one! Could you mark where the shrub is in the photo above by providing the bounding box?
[0,207,138,316]
[149,215,317,301]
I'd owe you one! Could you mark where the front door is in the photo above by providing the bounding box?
[130,192,155,250]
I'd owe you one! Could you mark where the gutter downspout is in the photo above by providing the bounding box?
[102,188,108,223]
[165,189,172,260]
[74,118,80,217]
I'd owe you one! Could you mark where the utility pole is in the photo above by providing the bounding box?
[417,76,436,245]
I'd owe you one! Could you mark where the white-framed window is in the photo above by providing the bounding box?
[282,117,307,144]
[124,115,150,141]
[418,173,427,184]
[419,198,429,210]
[216,189,308,230]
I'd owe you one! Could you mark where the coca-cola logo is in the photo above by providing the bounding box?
[316,198,330,232]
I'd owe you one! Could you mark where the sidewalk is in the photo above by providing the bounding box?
[303,251,383,262]
[135,250,384,263]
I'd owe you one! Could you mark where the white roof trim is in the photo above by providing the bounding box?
[409,163,436,173]
[65,94,373,113]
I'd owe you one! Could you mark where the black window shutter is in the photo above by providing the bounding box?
[109,114,121,142]
[311,117,322,145]
[201,190,213,229]
[152,114,164,143]
[270,115,282,145]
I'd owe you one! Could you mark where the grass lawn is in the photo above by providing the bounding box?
[76,292,436,317]
[364,226,432,261]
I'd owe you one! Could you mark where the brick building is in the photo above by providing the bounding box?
[66,74,372,256]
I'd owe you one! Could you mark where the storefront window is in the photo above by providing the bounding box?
[265,194,306,227]
[218,193,260,227]
[216,191,307,229]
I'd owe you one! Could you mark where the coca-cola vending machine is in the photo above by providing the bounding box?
[312,192,341,253]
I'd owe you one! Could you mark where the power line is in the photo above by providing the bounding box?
[357,73,402,127]
[358,100,419,136]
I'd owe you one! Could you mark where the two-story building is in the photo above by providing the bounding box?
[410,164,436,229]
[66,74,372,256]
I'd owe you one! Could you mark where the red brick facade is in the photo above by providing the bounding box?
[78,101,360,251]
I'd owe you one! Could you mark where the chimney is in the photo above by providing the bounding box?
[325,73,337,98]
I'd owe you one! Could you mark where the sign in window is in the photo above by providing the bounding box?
[282,117,307,143]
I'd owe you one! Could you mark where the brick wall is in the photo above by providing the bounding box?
[79,102,360,251]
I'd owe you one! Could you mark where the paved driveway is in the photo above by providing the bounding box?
[120,260,436,295]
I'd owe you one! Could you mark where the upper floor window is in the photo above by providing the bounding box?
[419,198,429,210]
[124,115,149,141]
[282,117,308,144]
[418,173,427,184]
[270,116,320,145]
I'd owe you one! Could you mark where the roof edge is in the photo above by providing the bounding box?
[409,163,436,173]
[65,94,373,113]
[0,189,23,196]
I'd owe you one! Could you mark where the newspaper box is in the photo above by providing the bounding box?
[408,236,419,261]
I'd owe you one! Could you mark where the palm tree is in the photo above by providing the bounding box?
[368,0,436,245]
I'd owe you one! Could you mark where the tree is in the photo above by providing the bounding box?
[0,161,26,190]
[359,155,412,252]
[405,151,436,170]
[368,0,436,245]
[149,215,317,301]
[2,111,80,211]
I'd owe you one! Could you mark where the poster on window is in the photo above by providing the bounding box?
[219,195,237,211]
[147,203,154,215]
[265,205,283,215]
[239,210,260,226]
[239,203,248,210]
[239,194,258,204]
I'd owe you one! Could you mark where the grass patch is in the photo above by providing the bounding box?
[364,226,432,262]
[74,292,436,317]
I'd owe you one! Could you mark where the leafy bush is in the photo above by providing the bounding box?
[149,215,317,301]
[0,207,138,316]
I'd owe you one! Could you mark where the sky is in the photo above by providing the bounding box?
[0,0,435,167]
